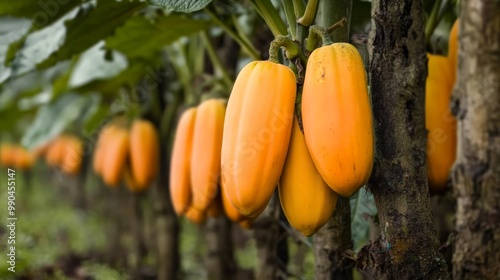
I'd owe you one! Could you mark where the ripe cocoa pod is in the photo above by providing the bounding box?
[123,163,141,193]
[129,120,160,191]
[15,146,35,170]
[279,117,338,236]
[185,207,206,225]
[190,99,226,212]
[170,108,197,216]
[93,125,115,175]
[221,61,296,217]
[302,43,374,197]
[102,128,129,187]
[221,182,246,223]
[61,136,83,175]
[448,19,459,81]
[426,54,457,192]
[46,136,67,167]
[206,192,223,218]
[239,219,252,229]
[0,144,15,167]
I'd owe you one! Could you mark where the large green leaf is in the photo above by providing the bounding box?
[74,60,149,96]
[0,61,70,111]
[21,93,101,149]
[8,0,145,77]
[0,17,31,83]
[106,14,210,61]
[0,0,83,27]
[69,41,128,88]
[350,187,377,252]
[148,0,212,13]
[7,6,82,76]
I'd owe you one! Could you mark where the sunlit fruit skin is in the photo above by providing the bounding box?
[302,43,374,197]
[15,146,36,170]
[93,125,114,175]
[124,164,140,193]
[279,117,338,236]
[102,128,129,187]
[130,120,160,191]
[426,54,457,192]
[448,19,459,83]
[221,61,296,217]
[190,99,226,212]
[221,181,246,223]
[61,136,83,175]
[46,136,67,167]
[170,108,197,216]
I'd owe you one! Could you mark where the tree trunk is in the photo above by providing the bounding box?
[451,1,500,278]
[254,193,287,279]
[204,216,237,280]
[314,197,353,280]
[313,1,354,279]
[154,141,180,280]
[357,0,449,278]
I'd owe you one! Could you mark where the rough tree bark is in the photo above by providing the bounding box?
[451,1,500,278]
[204,216,237,280]
[356,0,449,278]
[152,68,180,280]
[253,193,287,279]
[313,1,354,279]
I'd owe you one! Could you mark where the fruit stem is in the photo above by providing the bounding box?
[306,25,333,52]
[269,36,306,65]
[297,0,318,27]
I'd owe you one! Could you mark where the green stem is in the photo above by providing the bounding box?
[269,36,303,63]
[292,0,305,18]
[425,0,443,45]
[316,0,352,43]
[201,31,234,89]
[204,7,261,60]
[254,0,288,36]
[297,0,318,27]
[283,0,297,40]
[306,25,333,52]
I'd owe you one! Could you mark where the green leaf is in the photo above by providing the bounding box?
[21,93,101,149]
[8,0,145,77]
[0,0,83,28]
[106,14,210,61]
[148,0,212,13]
[350,187,377,252]
[0,17,32,83]
[74,60,149,96]
[8,5,82,76]
[69,41,128,88]
[39,0,146,69]
[0,61,70,111]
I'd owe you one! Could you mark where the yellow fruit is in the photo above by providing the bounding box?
[221,182,246,223]
[448,19,459,83]
[185,207,206,225]
[170,108,197,216]
[130,120,160,191]
[206,192,223,218]
[93,125,115,175]
[302,43,374,197]
[279,117,338,236]
[102,128,129,187]
[60,136,83,175]
[221,61,296,217]
[0,144,15,167]
[239,219,252,229]
[426,54,457,192]
[190,99,226,212]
